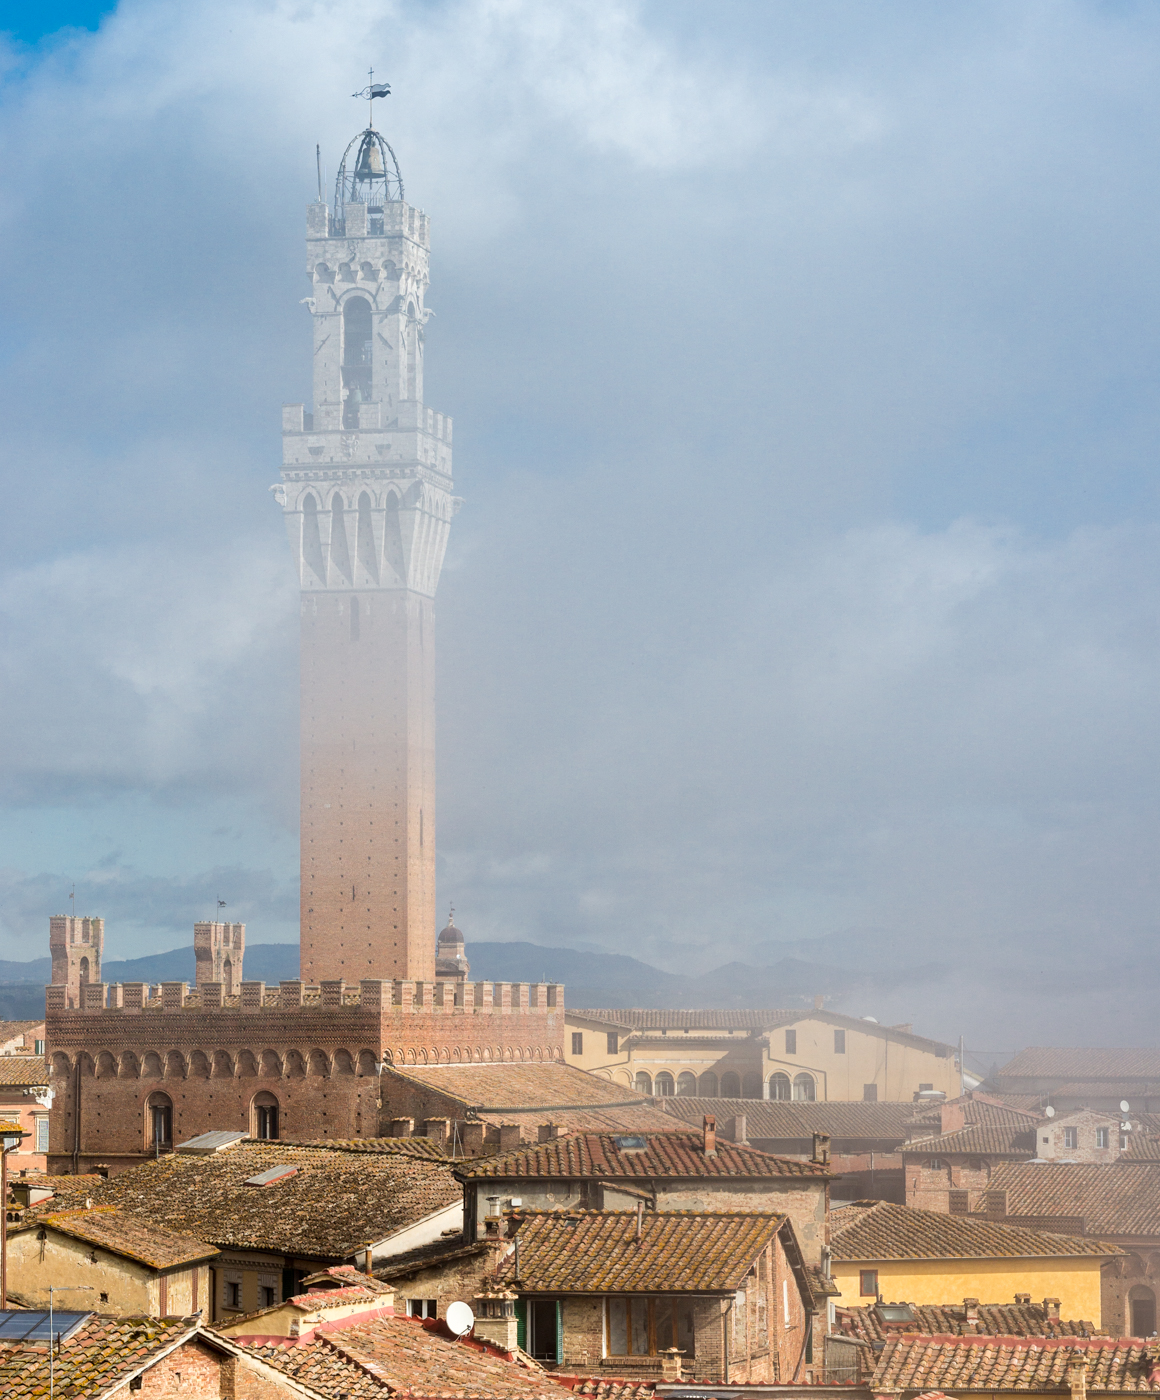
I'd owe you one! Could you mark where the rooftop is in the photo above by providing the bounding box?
[873,1335,1160,1394]
[996,1049,1160,1083]
[0,1313,202,1398]
[36,1207,218,1270]
[571,1008,956,1054]
[0,1057,49,1087]
[457,1131,830,1181]
[902,1123,1039,1157]
[988,1162,1160,1237]
[497,1209,788,1294]
[660,1098,918,1141]
[830,1200,1119,1262]
[840,1300,1102,1345]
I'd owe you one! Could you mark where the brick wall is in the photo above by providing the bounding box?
[135,1337,225,1398]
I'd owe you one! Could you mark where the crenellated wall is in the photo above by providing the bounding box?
[44,978,564,1174]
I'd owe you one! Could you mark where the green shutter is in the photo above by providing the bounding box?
[515,1298,527,1351]
[555,1300,563,1363]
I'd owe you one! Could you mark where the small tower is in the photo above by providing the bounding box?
[277,100,457,985]
[193,921,245,996]
[435,909,469,982]
[49,915,104,1010]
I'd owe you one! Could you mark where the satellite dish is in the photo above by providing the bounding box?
[1121,1101,1131,1113]
[1045,1106,1055,1118]
[446,1302,475,1338]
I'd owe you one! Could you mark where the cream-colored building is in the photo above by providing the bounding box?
[566,1006,962,1103]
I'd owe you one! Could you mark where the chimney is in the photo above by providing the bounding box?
[813,995,825,1011]
[460,1123,484,1154]
[423,1118,449,1146]
[1068,1363,1087,1400]
[1146,1343,1160,1385]
[725,1114,748,1146]
[660,1348,685,1380]
[985,1189,1008,1217]
[1014,1294,1031,1306]
[703,1115,716,1156]
[963,1298,980,1324]
[365,1245,374,1277]
[537,1123,561,1144]
[390,1118,414,1139]
[811,1132,831,1166]
[498,1124,521,1151]
[473,1289,520,1353]
[940,1101,967,1135]
[1044,1298,1061,1321]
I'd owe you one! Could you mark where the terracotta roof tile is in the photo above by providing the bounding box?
[997,1049,1160,1082]
[566,1382,656,1399]
[496,1209,785,1293]
[841,1302,1102,1344]
[0,1313,198,1398]
[907,1095,1041,1131]
[0,1057,49,1086]
[572,1009,955,1054]
[459,1131,829,1181]
[660,1099,917,1141]
[872,1335,1160,1393]
[988,1162,1160,1237]
[902,1123,1039,1156]
[34,1207,218,1269]
[830,1201,1118,1261]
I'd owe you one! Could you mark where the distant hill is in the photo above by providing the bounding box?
[0,939,866,1020]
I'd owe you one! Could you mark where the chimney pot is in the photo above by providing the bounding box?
[963,1298,980,1323]
[1044,1298,1061,1320]
[703,1114,716,1156]
[811,1132,831,1166]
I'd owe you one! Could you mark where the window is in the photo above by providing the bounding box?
[654,1072,674,1097]
[607,1032,618,1055]
[834,1029,846,1054]
[785,1029,797,1054]
[769,1072,791,1101]
[261,1286,276,1309]
[252,1092,279,1141]
[860,1270,878,1298]
[1122,1132,1130,1150]
[606,1298,696,1357]
[35,1118,49,1153]
[342,296,373,426]
[528,1299,560,1362]
[863,1083,878,1102]
[146,1092,173,1151]
[1131,1290,1157,1337]
[919,1082,933,1091]
[1064,1127,1078,1150]
[407,1299,437,1318]
[571,1033,584,1056]
[927,1158,946,1171]
[634,1071,653,1095]
[720,1071,741,1097]
[1097,1127,1109,1149]
[225,1280,241,1310]
[34,1039,45,1056]
[792,1072,815,1102]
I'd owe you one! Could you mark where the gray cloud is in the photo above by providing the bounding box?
[2,1,1160,1048]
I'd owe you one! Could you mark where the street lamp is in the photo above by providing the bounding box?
[0,1120,28,1311]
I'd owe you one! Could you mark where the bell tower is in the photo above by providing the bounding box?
[275,112,457,984]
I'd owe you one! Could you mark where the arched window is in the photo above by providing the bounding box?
[252,1091,280,1141]
[698,1072,718,1097]
[792,1073,816,1102]
[146,1092,172,1151]
[634,1071,653,1095]
[676,1072,697,1096]
[330,494,351,583]
[1130,1286,1157,1338]
[742,1073,762,1100]
[654,1072,674,1097]
[769,1073,792,1100]
[78,957,90,984]
[720,1071,741,1098]
[302,492,325,582]
[222,957,234,997]
[342,297,372,426]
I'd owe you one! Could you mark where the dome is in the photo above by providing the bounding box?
[437,916,464,954]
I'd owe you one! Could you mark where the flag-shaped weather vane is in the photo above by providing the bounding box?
[352,68,392,129]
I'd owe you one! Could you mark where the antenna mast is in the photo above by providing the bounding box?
[316,143,322,202]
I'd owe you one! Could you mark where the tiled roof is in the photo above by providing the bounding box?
[570,1010,797,1031]
[907,1094,1041,1132]
[385,1064,681,1135]
[23,1140,461,1258]
[902,1123,1038,1156]
[497,1209,785,1293]
[0,1057,49,1086]
[219,1312,576,1399]
[1120,1134,1160,1163]
[841,1301,1102,1344]
[829,1200,1118,1261]
[567,1382,655,1399]
[872,1335,1160,1393]
[988,1162,1160,1237]
[0,1021,43,1039]
[1044,1082,1160,1100]
[997,1049,1160,1082]
[34,1207,218,1269]
[0,1314,200,1398]
[659,1098,917,1141]
[458,1131,830,1181]
[375,1238,489,1282]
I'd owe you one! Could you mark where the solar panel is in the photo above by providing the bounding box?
[0,1310,91,1343]
[243,1164,298,1186]
[176,1130,247,1155]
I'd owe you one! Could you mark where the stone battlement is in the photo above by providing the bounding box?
[47,978,562,1015]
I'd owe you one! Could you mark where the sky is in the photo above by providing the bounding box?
[1,0,1159,1049]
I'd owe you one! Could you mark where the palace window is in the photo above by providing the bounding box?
[146,1092,173,1151]
[676,1072,697,1096]
[1097,1128,1109,1148]
[605,1297,695,1358]
[252,1092,280,1141]
[654,1072,675,1097]
[769,1072,791,1100]
[720,1071,741,1097]
[698,1071,718,1096]
[634,1072,653,1095]
[571,1033,583,1056]
[1064,1127,1078,1150]
[792,1073,815,1102]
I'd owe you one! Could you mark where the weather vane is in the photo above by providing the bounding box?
[352,68,392,129]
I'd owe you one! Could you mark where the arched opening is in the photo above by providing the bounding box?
[330,494,352,582]
[342,297,373,426]
[78,957,90,984]
[302,493,325,583]
[654,1072,675,1097]
[251,1091,280,1141]
[792,1073,816,1102]
[384,491,405,583]
[698,1072,719,1097]
[405,303,418,398]
[350,595,361,643]
[95,1051,116,1080]
[676,1072,697,1096]
[356,492,378,585]
[308,1049,330,1078]
[634,1071,653,1095]
[222,958,234,997]
[769,1072,791,1101]
[146,1092,173,1152]
[1131,1287,1157,1337]
[742,1072,763,1099]
[720,1071,741,1098]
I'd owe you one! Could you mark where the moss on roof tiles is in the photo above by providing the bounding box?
[873,1336,1160,1393]
[830,1200,1118,1262]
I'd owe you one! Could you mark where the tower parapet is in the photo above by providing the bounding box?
[193,922,245,995]
[48,916,103,1010]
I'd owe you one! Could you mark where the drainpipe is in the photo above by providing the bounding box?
[71,1058,81,1176]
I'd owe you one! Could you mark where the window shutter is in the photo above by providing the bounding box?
[555,1300,563,1363]
[515,1298,527,1351]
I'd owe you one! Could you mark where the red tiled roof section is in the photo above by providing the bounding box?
[38,1207,218,1269]
[499,1209,784,1293]
[873,1335,1160,1393]
[458,1132,830,1180]
[988,1163,1160,1237]
[908,1095,1041,1132]
[570,1010,798,1030]
[830,1201,1118,1261]
[224,1313,577,1399]
[0,1056,49,1086]
[0,1314,197,1398]
[842,1301,1102,1343]
[997,1049,1160,1081]
[902,1123,1038,1156]
[661,1099,917,1140]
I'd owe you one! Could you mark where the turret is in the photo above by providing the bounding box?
[48,915,104,1010]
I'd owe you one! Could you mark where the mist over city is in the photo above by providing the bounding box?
[3,0,1160,1055]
